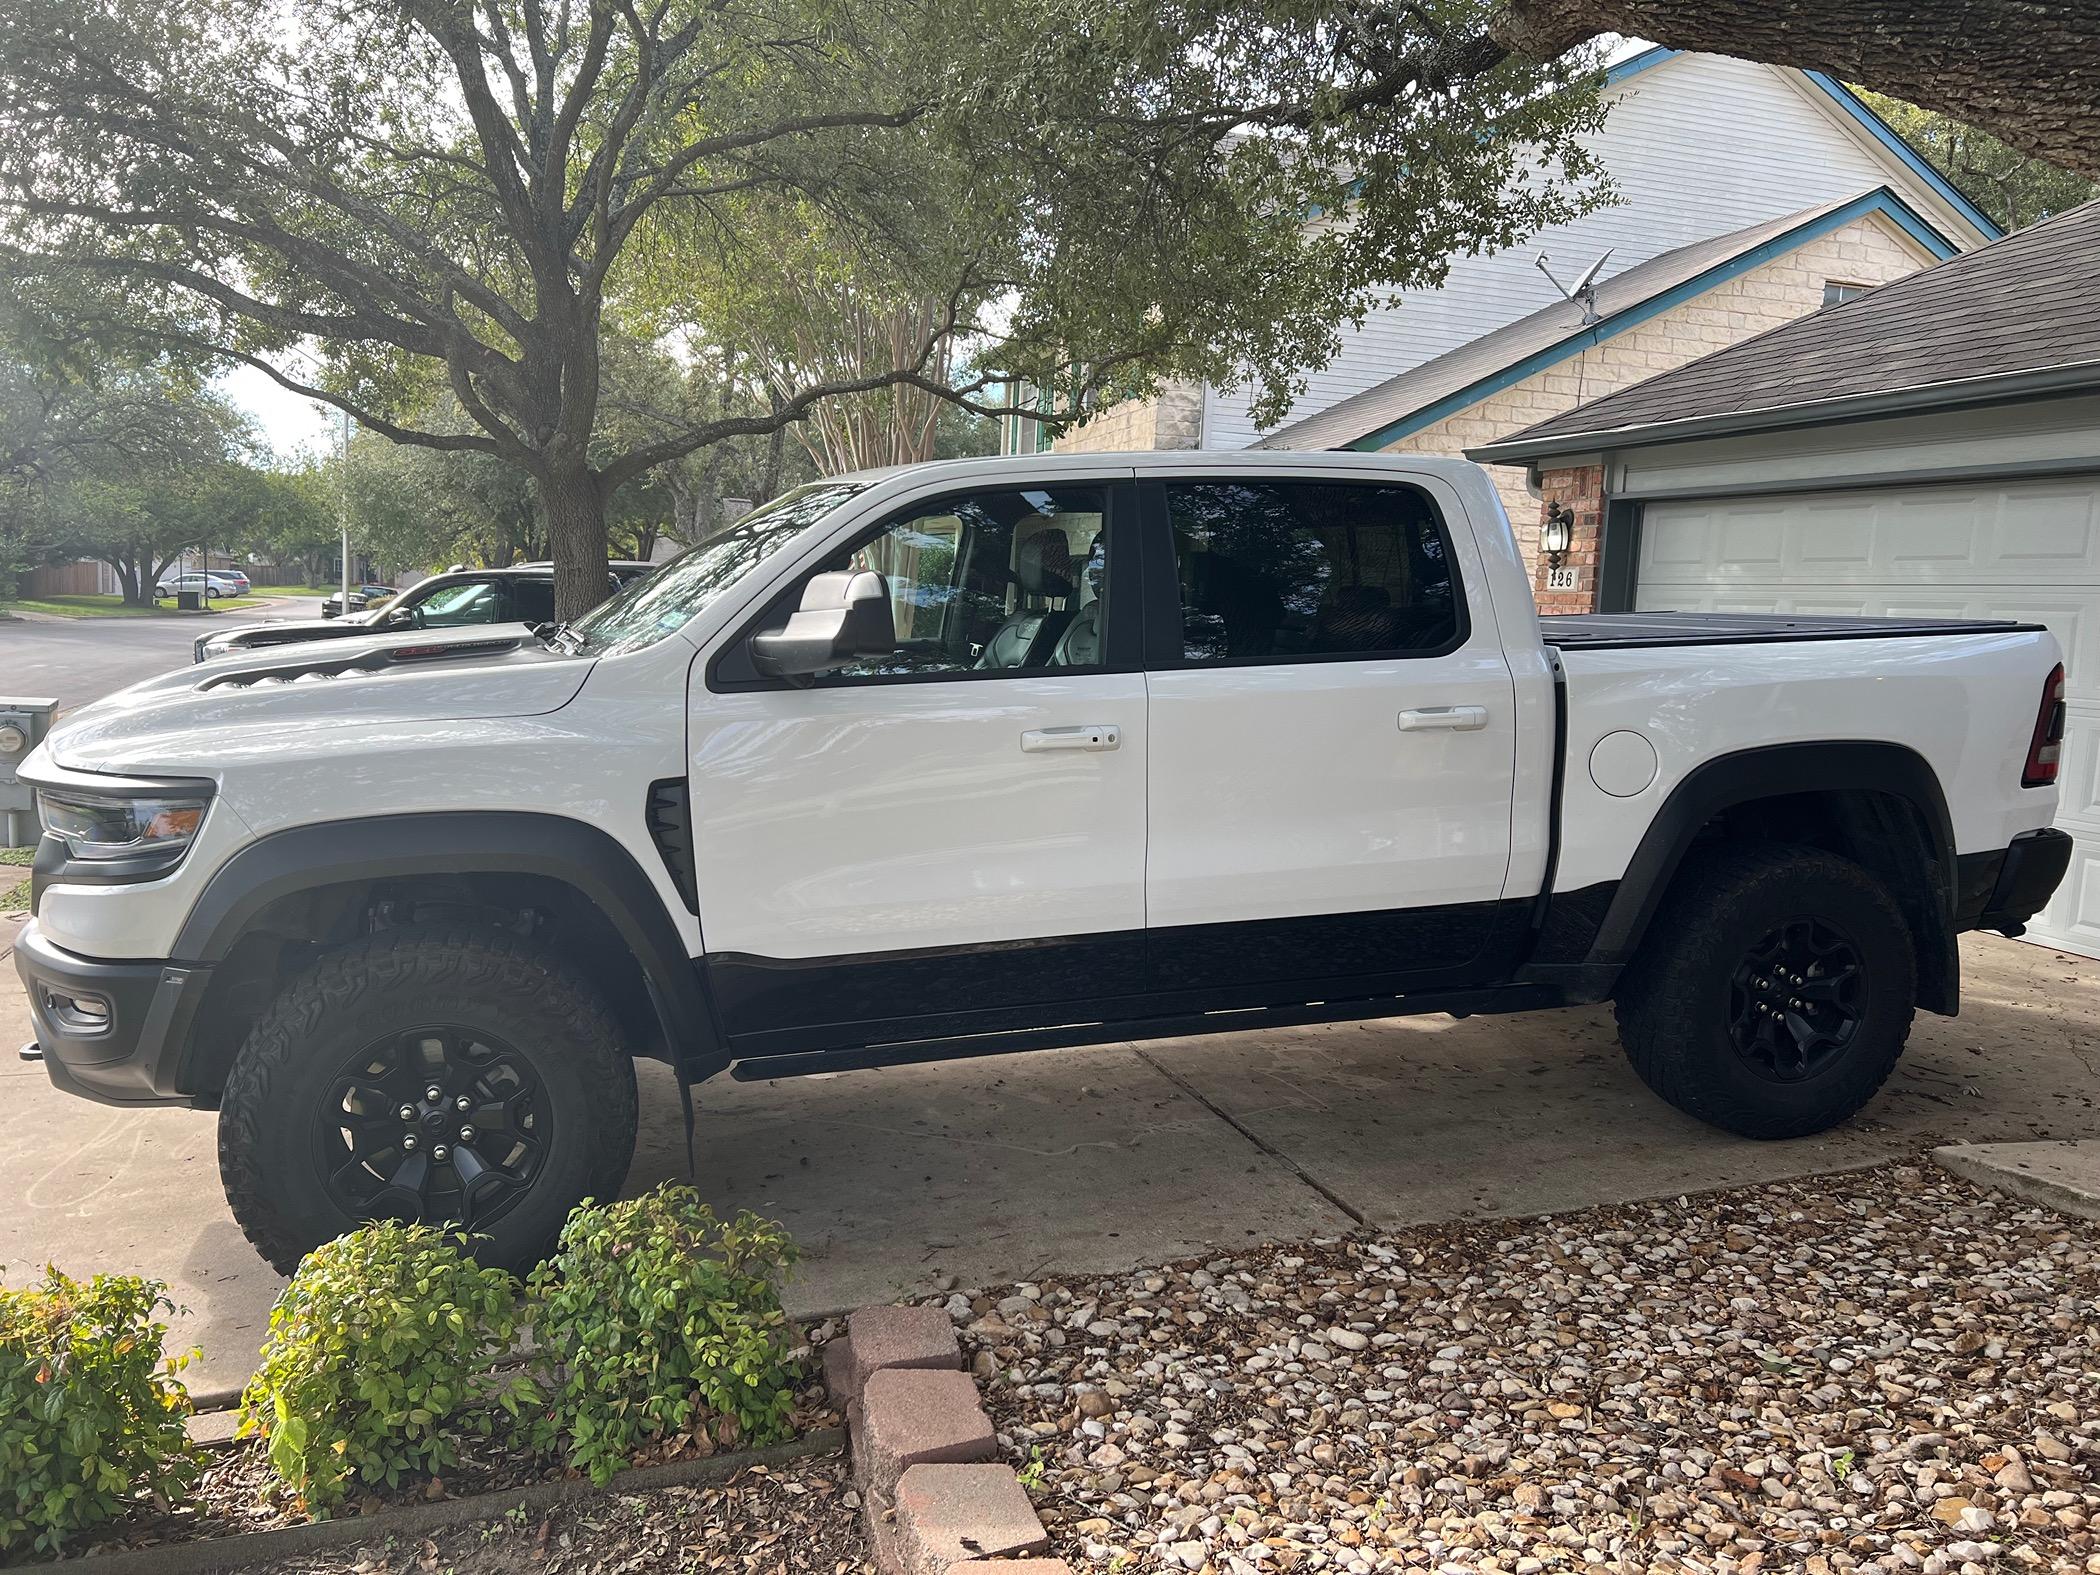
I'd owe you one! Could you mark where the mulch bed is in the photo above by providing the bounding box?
[253,1454,873,1574]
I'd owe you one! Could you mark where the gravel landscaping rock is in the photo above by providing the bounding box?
[951,1162,2100,1575]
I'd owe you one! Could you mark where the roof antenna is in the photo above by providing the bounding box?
[1536,249,1613,325]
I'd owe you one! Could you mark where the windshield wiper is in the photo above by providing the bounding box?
[539,620,584,654]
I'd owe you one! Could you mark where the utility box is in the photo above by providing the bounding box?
[0,698,58,847]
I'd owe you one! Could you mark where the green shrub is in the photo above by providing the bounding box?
[0,1268,202,1556]
[239,1223,525,1514]
[531,1187,801,1484]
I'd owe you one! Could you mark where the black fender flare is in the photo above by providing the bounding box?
[172,811,723,1070]
[1591,741,1958,1001]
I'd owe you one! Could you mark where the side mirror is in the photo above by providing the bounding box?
[749,569,896,679]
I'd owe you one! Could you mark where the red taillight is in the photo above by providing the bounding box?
[2023,663,2067,788]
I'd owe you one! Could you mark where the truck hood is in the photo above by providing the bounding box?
[46,625,594,777]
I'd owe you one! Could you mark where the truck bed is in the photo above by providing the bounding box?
[1540,612,2043,650]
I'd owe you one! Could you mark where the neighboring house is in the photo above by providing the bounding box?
[1466,199,2100,958]
[1020,47,1999,565]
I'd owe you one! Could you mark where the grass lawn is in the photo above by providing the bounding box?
[0,593,264,618]
[1,844,30,915]
[249,583,343,597]
[1,594,166,618]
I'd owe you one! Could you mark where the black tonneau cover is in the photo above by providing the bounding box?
[1541,611,2043,651]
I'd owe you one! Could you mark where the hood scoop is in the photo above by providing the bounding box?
[199,635,526,690]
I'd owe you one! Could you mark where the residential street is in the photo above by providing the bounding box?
[2,927,2093,1397]
[0,597,324,714]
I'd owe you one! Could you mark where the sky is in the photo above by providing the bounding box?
[222,361,338,459]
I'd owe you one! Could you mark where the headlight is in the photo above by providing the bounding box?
[36,788,208,868]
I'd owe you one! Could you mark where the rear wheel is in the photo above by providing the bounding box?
[218,924,638,1276]
[1614,843,1915,1138]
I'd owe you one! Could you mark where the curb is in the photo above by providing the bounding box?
[824,1305,1071,1575]
[1934,1139,2100,1221]
[4,1430,844,1575]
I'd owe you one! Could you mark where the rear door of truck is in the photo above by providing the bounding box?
[1136,470,1522,995]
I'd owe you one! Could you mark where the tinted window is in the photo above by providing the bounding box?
[511,580,557,624]
[1163,482,1458,663]
[807,487,1109,680]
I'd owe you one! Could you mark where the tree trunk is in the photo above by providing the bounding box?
[760,393,786,504]
[1490,0,2100,180]
[105,556,142,605]
[538,463,613,621]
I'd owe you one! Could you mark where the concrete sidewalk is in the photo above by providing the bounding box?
[3,931,2096,1397]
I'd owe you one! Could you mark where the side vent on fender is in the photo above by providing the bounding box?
[645,779,699,914]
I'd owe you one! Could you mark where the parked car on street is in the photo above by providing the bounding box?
[154,571,246,600]
[16,453,2071,1274]
[194,564,652,663]
[319,583,400,619]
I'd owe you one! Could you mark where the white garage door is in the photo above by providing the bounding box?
[1635,476,2100,957]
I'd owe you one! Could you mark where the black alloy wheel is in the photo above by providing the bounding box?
[318,1027,549,1231]
[1727,917,1867,1083]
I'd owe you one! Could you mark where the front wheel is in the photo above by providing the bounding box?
[218,924,639,1276]
[1614,843,1916,1139]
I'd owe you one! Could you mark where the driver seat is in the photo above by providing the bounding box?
[976,532,1073,669]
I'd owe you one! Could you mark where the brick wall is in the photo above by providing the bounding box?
[1373,212,1933,591]
[1053,382,1204,453]
[1532,466,1606,614]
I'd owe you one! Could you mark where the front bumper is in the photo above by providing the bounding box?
[1956,827,2074,938]
[12,920,210,1107]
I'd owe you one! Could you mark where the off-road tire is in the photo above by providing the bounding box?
[218,924,639,1276]
[1614,842,1915,1139]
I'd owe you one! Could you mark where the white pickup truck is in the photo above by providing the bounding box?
[13,453,2072,1272]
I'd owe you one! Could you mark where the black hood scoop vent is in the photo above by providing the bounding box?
[198,636,527,690]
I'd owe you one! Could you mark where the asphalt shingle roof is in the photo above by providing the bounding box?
[1479,197,2100,456]
[1258,192,1902,453]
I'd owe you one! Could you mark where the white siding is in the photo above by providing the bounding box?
[1204,54,1952,451]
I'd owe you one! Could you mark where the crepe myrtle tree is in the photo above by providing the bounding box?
[0,0,1612,618]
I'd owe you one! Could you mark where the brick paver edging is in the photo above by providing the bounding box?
[824,1305,1073,1575]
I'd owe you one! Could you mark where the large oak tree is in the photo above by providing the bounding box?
[0,0,1610,616]
[1477,0,2100,181]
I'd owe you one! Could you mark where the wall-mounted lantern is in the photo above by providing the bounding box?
[1541,501,1575,569]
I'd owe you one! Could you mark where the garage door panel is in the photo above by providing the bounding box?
[1641,479,2100,588]
[2056,702,2100,827]
[2034,841,2100,958]
[1638,476,2100,958]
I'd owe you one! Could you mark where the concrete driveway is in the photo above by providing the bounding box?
[3,929,2094,1398]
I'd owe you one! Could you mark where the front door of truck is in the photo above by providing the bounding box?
[688,477,1148,1053]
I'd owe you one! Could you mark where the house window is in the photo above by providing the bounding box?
[1822,281,1872,307]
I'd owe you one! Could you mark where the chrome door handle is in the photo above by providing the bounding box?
[1022,724,1120,753]
[1397,705,1489,732]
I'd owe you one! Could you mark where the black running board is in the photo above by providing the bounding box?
[726,982,1569,1081]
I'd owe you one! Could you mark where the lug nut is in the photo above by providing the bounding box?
[398,1104,416,1121]
[432,1144,450,1162]
[454,1095,472,1113]
[425,1085,443,1103]
[457,1125,476,1143]
[402,1134,418,1151]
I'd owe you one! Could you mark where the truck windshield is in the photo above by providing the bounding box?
[561,481,869,657]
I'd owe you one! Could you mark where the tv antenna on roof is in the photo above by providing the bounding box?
[1536,249,1613,326]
